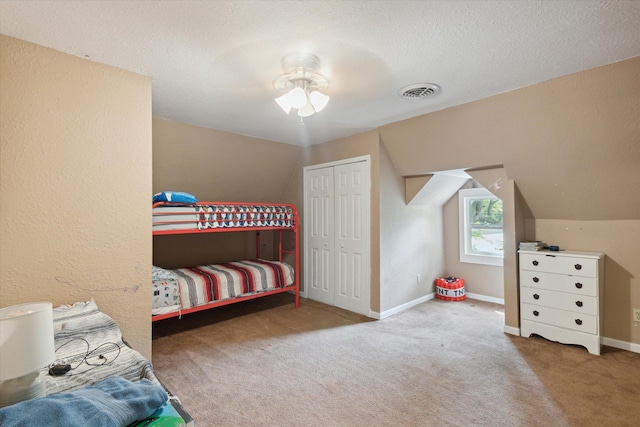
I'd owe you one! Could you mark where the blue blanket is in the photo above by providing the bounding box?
[0,376,168,427]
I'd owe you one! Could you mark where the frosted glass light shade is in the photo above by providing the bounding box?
[309,91,329,112]
[288,87,308,109]
[0,302,55,381]
[275,93,293,114]
[297,100,316,118]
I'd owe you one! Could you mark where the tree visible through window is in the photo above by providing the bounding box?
[459,188,504,266]
[469,197,503,255]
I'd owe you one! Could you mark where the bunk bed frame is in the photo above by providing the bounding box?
[151,201,299,322]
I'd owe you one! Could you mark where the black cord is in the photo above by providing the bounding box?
[50,337,121,375]
[85,341,121,366]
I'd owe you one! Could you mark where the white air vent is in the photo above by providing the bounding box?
[398,83,441,99]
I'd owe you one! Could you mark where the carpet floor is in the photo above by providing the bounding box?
[152,294,640,426]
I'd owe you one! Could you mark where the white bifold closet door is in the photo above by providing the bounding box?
[304,157,370,317]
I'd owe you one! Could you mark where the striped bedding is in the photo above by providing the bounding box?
[46,300,159,396]
[153,204,295,232]
[152,259,295,314]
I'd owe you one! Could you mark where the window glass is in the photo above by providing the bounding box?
[459,188,503,266]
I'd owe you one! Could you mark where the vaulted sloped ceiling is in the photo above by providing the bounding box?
[380,57,640,220]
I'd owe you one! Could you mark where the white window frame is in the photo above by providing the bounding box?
[458,187,504,266]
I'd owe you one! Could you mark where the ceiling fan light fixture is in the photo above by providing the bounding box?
[288,86,308,109]
[309,91,329,112]
[297,100,316,118]
[275,93,293,114]
[274,53,329,118]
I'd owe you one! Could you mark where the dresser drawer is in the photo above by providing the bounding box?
[519,253,598,277]
[521,303,598,334]
[520,286,598,315]
[519,270,597,296]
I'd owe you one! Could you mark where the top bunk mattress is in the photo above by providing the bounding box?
[153,203,296,233]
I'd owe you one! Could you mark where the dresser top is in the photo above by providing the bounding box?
[518,249,604,259]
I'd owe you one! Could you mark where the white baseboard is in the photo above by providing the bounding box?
[602,337,640,354]
[503,325,520,336]
[466,293,504,305]
[372,292,504,320]
[371,293,435,320]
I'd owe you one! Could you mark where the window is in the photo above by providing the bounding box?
[459,187,503,266]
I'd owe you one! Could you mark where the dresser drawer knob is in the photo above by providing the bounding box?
[575,282,583,289]
[576,301,583,307]
[575,319,583,326]
[533,294,540,300]
[574,264,582,270]
[533,277,539,283]
[532,260,539,266]
[533,310,539,317]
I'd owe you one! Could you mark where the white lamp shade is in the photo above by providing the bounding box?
[297,100,316,117]
[274,93,292,114]
[288,87,308,109]
[309,91,329,112]
[0,302,55,381]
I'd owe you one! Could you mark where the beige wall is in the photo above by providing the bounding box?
[380,142,444,313]
[152,118,302,267]
[380,57,640,221]
[153,118,301,202]
[379,57,640,344]
[0,36,153,358]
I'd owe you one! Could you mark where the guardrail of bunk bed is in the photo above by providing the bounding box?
[152,201,297,234]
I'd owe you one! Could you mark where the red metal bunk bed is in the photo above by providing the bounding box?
[151,201,299,321]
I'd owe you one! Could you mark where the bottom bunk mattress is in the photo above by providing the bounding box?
[152,259,295,315]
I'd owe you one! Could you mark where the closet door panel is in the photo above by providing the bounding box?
[304,157,370,317]
[334,162,369,314]
[306,167,334,305]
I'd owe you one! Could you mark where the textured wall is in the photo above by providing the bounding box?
[378,57,640,344]
[379,57,640,221]
[152,118,301,202]
[152,118,302,267]
[0,36,152,358]
[379,142,443,313]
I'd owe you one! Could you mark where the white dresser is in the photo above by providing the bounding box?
[519,249,604,355]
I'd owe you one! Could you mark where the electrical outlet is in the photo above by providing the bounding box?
[417,274,421,284]
[634,309,640,323]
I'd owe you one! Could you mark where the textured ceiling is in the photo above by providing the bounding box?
[1,0,639,146]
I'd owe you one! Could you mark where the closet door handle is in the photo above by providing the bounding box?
[575,282,583,289]
[532,277,539,283]
[574,264,582,270]
[575,319,583,326]
[533,310,539,317]
[533,294,540,300]
[532,260,539,266]
[576,301,583,307]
